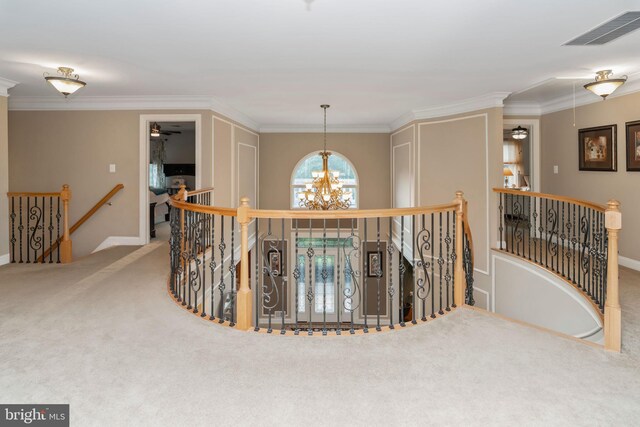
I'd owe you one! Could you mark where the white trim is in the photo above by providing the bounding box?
[9,95,259,131]
[236,142,258,206]
[492,253,603,328]
[619,255,640,272]
[92,236,145,253]
[391,142,412,209]
[0,77,18,97]
[417,113,490,276]
[0,253,10,266]
[390,92,510,131]
[259,124,390,133]
[211,117,216,205]
[231,124,236,206]
[139,114,202,244]
[390,123,415,137]
[504,74,640,116]
[473,286,491,311]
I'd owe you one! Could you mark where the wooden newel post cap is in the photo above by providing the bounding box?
[455,191,464,200]
[61,184,71,200]
[240,196,250,207]
[605,199,622,230]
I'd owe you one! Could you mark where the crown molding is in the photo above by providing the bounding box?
[259,124,391,133]
[8,95,259,131]
[503,102,542,116]
[0,77,19,97]
[390,91,511,132]
[505,74,640,116]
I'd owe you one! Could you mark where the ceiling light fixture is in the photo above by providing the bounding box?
[44,67,86,98]
[298,105,352,210]
[150,122,161,138]
[511,126,528,140]
[584,70,627,99]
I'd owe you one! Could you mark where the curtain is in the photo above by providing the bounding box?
[503,140,524,187]
[149,139,166,189]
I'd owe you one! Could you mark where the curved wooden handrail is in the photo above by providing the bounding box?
[493,188,606,212]
[186,187,214,196]
[169,198,238,216]
[37,184,125,262]
[249,203,458,219]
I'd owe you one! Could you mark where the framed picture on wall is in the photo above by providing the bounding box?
[268,250,281,276]
[578,125,617,171]
[625,120,640,171]
[367,251,383,277]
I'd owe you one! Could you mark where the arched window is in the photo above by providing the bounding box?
[290,151,359,208]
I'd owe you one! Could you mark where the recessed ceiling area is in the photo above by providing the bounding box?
[0,0,639,128]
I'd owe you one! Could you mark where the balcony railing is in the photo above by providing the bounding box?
[168,187,475,336]
[494,188,622,351]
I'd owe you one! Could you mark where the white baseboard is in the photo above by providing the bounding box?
[0,253,9,266]
[92,236,146,254]
[619,256,640,272]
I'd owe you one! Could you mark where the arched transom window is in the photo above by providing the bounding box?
[290,151,359,209]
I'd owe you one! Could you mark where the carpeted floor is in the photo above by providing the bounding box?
[1,230,639,426]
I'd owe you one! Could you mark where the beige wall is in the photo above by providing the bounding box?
[541,91,640,262]
[0,97,8,261]
[258,133,390,210]
[8,109,257,256]
[390,107,504,308]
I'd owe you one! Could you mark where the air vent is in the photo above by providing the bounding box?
[564,11,640,45]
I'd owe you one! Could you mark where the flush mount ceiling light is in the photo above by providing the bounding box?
[511,126,528,140]
[150,122,161,138]
[44,67,86,98]
[584,70,627,100]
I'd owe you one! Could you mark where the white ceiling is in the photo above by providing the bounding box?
[0,0,639,129]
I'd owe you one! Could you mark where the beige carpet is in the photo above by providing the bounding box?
[1,236,639,426]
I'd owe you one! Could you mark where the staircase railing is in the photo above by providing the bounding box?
[37,183,125,262]
[168,186,473,336]
[7,184,72,264]
[494,188,621,351]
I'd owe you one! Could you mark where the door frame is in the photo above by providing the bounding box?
[138,114,202,245]
[503,118,541,192]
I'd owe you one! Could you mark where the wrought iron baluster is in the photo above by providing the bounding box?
[438,212,444,315]
[375,217,382,331]
[200,213,207,317]
[399,215,406,327]
[209,214,217,320]
[10,197,15,263]
[217,216,226,322]
[430,213,435,319]
[532,196,538,264]
[280,217,285,334]
[445,211,451,311]
[254,218,259,330]
[26,197,30,263]
[56,197,61,263]
[48,196,54,263]
[499,193,504,250]
[19,197,23,263]
[411,215,416,324]
[336,219,341,335]
[561,202,565,277]
[41,196,45,263]
[363,218,369,332]
[387,217,395,329]
[452,210,457,308]
[307,219,313,335]
[527,194,531,261]
[293,219,300,334]
[322,218,328,335]
[229,217,236,326]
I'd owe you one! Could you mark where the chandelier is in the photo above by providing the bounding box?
[298,105,352,210]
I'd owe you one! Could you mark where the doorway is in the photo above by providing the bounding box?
[503,119,540,192]
[139,114,202,245]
